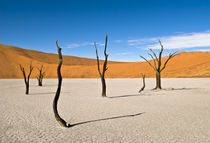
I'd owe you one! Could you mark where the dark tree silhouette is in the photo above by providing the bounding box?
[36,65,45,86]
[53,40,71,128]
[19,63,34,94]
[94,34,108,97]
[140,40,177,90]
[139,73,145,93]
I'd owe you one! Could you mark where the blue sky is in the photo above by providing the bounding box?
[1,0,210,61]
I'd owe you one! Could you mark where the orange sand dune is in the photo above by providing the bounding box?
[1,44,210,78]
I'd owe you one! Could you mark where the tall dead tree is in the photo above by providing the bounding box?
[140,40,177,90]
[19,64,34,94]
[94,34,108,97]
[53,40,71,128]
[139,73,145,93]
[36,65,45,86]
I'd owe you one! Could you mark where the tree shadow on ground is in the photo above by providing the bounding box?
[30,91,72,95]
[160,87,198,91]
[108,94,142,98]
[39,84,57,87]
[107,88,197,98]
[69,112,145,127]
[108,93,152,98]
[30,92,56,95]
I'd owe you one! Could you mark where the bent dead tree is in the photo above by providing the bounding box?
[94,34,108,97]
[139,73,145,93]
[36,65,45,86]
[140,40,177,90]
[53,40,71,128]
[19,64,34,94]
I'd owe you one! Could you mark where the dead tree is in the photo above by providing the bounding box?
[36,65,45,86]
[94,34,108,97]
[53,40,71,128]
[19,64,34,94]
[139,73,145,93]
[140,40,177,90]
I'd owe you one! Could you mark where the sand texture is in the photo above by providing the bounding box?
[1,44,210,78]
[0,78,210,143]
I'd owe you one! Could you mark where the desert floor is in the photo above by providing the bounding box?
[0,78,210,143]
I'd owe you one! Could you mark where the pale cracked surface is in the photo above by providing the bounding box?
[0,78,210,143]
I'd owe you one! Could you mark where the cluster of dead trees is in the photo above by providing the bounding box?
[19,64,45,94]
[19,34,177,128]
[53,35,177,128]
[140,40,177,90]
[94,37,177,96]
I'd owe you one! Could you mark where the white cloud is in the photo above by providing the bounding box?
[66,42,92,49]
[128,31,210,49]
[98,43,105,46]
[194,49,210,52]
[66,42,104,49]
[114,40,123,43]
[115,52,130,56]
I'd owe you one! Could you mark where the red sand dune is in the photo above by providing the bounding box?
[1,44,210,78]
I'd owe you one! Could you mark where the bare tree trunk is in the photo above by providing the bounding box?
[139,73,145,93]
[37,77,43,86]
[53,40,71,128]
[155,71,161,90]
[101,77,106,97]
[38,80,42,86]
[26,83,29,94]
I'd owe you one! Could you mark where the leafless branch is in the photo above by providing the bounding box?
[160,52,178,72]
[94,41,102,76]
[158,40,164,71]
[148,53,157,70]
[140,55,156,71]
[149,48,158,62]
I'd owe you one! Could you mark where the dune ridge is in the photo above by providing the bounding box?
[1,44,210,78]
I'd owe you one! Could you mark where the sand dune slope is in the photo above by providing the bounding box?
[1,44,210,78]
